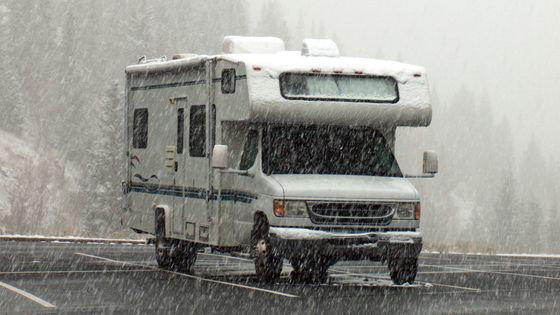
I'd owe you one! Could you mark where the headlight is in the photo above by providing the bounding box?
[273,200,308,217]
[285,201,308,217]
[396,203,415,219]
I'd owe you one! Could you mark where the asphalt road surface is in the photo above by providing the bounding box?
[1,241,559,314]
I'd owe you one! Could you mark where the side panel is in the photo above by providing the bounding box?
[126,74,180,235]
[124,67,211,239]
[125,59,257,248]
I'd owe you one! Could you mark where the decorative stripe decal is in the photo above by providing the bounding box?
[212,75,247,83]
[131,79,206,91]
[129,182,256,204]
[132,174,159,182]
[131,75,247,91]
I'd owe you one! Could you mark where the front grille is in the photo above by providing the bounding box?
[307,202,395,225]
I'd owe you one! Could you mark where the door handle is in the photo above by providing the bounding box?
[174,161,178,172]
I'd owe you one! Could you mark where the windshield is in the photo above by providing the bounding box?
[262,125,402,177]
[279,73,399,103]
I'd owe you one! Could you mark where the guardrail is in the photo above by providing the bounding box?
[0,235,148,244]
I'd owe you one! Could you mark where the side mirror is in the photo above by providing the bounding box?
[423,150,438,174]
[212,145,228,169]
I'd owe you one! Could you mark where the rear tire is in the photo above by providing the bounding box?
[155,210,171,268]
[170,240,198,273]
[388,257,418,285]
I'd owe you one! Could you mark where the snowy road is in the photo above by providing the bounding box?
[0,241,559,314]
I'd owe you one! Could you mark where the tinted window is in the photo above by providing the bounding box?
[262,125,402,177]
[280,73,399,103]
[189,105,206,157]
[221,69,236,94]
[132,108,148,149]
[211,104,216,146]
[177,108,184,154]
[239,130,258,170]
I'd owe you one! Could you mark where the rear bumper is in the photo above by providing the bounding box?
[269,227,422,261]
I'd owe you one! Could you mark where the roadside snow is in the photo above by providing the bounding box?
[0,234,145,244]
[424,250,560,258]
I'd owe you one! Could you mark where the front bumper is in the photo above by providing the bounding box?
[269,227,422,261]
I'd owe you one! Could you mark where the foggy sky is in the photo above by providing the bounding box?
[250,0,560,161]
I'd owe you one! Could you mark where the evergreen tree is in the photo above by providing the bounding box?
[253,1,291,43]
[492,171,520,250]
[82,82,124,236]
[0,1,25,135]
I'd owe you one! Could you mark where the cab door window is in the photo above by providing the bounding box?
[189,105,206,157]
[239,130,258,170]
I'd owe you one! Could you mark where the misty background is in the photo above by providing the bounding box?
[0,0,558,253]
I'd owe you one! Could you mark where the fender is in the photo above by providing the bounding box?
[154,205,172,238]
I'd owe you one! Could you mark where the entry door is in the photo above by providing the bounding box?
[183,104,210,242]
[172,100,187,234]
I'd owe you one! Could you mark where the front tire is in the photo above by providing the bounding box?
[388,257,418,285]
[289,255,331,284]
[254,237,283,282]
[252,215,283,282]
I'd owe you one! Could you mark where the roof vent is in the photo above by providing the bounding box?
[138,55,167,64]
[223,36,285,54]
[301,39,339,57]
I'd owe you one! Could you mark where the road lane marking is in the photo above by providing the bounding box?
[418,270,481,275]
[515,263,560,270]
[0,280,56,308]
[75,253,299,298]
[418,281,480,292]
[330,268,481,292]
[199,252,253,262]
[0,270,156,276]
[422,263,560,281]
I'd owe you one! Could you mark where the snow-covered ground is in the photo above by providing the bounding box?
[0,234,145,244]
[424,250,560,258]
[0,129,38,215]
[0,129,80,233]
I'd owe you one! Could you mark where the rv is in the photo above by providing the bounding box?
[122,36,437,284]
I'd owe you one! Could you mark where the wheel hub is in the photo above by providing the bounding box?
[256,239,267,256]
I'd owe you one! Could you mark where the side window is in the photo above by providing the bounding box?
[133,108,148,149]
[211,104,216,146]
[189,105,206,157]
[177,108,184,154]
[239,130,258,170]
[221,68,236,94]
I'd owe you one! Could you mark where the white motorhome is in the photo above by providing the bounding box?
[122,36,437,284]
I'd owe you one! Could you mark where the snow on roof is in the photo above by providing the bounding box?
[125,54,208,74]
[126,36,425,82]
[301,39,339,57]
[220,51,424,83]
